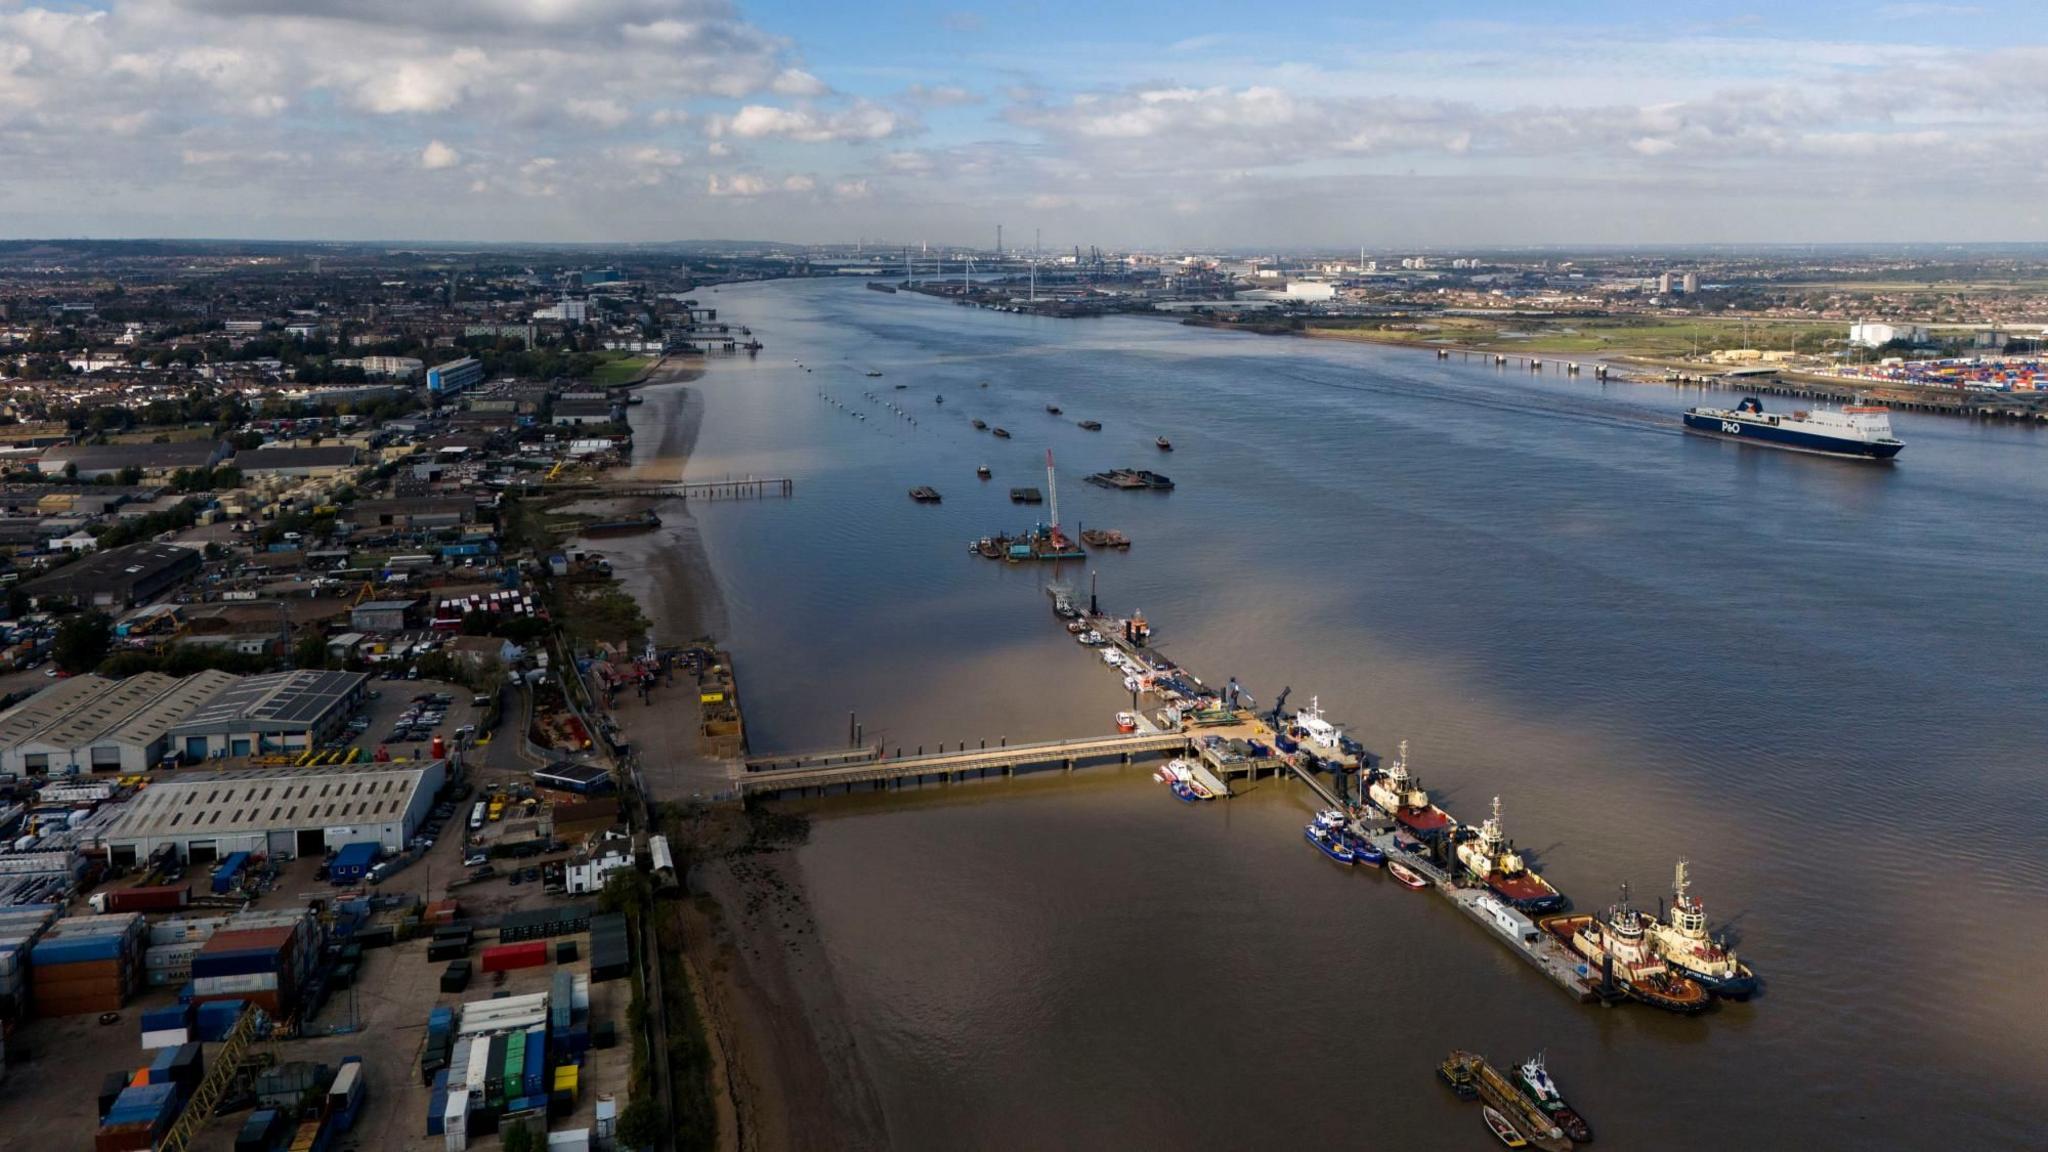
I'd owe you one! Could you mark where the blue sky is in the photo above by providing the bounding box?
[3,1,2043,244]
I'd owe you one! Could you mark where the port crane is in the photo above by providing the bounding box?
[1268,687,1292,734]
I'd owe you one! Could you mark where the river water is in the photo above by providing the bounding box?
[667,278,2048,1149]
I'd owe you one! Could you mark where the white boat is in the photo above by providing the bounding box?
[1115,711,1139,733]
[1122,675,1144,693]
[1292,696,1345,750]
[1100,649,1123,665]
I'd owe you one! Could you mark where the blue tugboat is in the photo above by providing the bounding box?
[1305,824,1357,865]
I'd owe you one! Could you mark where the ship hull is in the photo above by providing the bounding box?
[1394,805,1456,838]
[1485,873,1569,915]
[1682,412,1902,460]
[1668,960,1758,1000]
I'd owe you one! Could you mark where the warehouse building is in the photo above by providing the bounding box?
[97,760,447,866]
[0,670,240,776]
[19,541,203,608]
[34,441,231,480]
[165,669,369,761]
[234,445,361,479]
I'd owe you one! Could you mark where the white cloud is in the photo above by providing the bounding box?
[420,139,462,169]
[782,174,816,192]
[771,69,829,97]
[568,98,631,129]
[720,101,911,143]
[834,179,871,199]
[706,173,768,197]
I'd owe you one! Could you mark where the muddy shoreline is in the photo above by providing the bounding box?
[605,357,888,1151]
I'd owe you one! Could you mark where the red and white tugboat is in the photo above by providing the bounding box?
[1641,860,1759,999]
[1366,740,1455,840]
[1546,885,1711,1015]
[1455,797,1567,914]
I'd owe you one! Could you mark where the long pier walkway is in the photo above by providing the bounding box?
[598,477,794,500]
[738,731,1189,797]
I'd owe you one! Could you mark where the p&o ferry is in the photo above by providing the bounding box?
[1682,396,1903,460]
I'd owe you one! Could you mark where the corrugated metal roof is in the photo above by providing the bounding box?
[104,762,439,841]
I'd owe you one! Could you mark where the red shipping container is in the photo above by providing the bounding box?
[92,885,192,914]
[96,1121,159,1152]
[479,942,548,973]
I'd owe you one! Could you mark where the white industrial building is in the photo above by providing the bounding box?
[97,760,447,866]
[0,668,367,775]
[1850,321,1929,348]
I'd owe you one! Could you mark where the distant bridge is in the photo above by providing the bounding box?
[594,478,794,500]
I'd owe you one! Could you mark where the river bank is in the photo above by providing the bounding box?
[597,352,889,1151]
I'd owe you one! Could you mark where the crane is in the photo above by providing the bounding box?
[1269,686,1292,734]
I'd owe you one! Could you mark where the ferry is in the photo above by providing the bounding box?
[1682,396,1903,460]
[1641,860,1759,999]
[1304,823,1357,865]
[1545,887,1712,1015]
[1454,797,1567,914]
[1513,1053,1594,1144]
[1367,741,1456,839]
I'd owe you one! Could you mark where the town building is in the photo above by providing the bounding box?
[349,599,417,633]
[426,356,483,396]
[550,399,617,426]
[234,446,361,479]
[96,760,447,866]
[359,356,424,379]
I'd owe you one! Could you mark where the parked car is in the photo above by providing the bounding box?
[463,852,488,867]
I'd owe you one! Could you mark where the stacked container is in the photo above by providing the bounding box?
[144,939,205,988]
[234,1108,285,1152]
[140,1004,192,1050]
[191,923,304,1017]
[426,1068,452,1136]
[195,998,248,1041]
[32,913,146,1016]
[97,1081,182,1152]
[478,941,547,973]
[589,912,629,982]
[0,905,57,1020]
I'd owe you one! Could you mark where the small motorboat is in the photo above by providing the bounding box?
[979,380,989,387]
[1314,809,1346,829]
[1115,712,1138,733]
[1100,649,1124,665]
[894,383,907,389]
[1045,404,1063,415]
[1077,420,1102,431]
[1076,630,1105,646]
[1170,780,1201,804]
[865,370,883,377]
[972,419,987,430]
[992,427,1011,439]
[908,486,942,503]
[1156,436,1173,451]
[1185,776,1215,800]
[1066,620,1087,634]
[1122,674,1143,693]
[976,465,992,479]
[1483,1106,1528,1148]
[1305,824,1356,865]
[935,395,944,404]
[1388,860,1430,889]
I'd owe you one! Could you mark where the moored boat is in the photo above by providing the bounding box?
[992,427,1011,439]
[1304,824,1356,865]
[1339,829,1385,866]
[1156,436,1173,451]
[1484,1107,1529,1148]
[1544,887,1713,1015]
[1170,780,1200,804]
[976,465,992,479]
[908,486,942,503]
[1454,797,1567,914]
[1079,528,1131,548]
[1641,860,1759,999]
[1387,860,1430,889]
[1513,1053,1594,1144]
[972,418,987,430]
[1046,404,1063,415]
[1366,740,1456,839]
[1077,420,1102,431]
[1114,711,1138,733]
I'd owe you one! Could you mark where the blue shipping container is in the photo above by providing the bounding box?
[212,852,252,895]
[141,1005,190,1031]
[196,999,247,1041]
[192,947,289,980]
[29,933,128,965]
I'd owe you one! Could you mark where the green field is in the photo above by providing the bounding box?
[1307,316,1845,359]
[589,355,654,387]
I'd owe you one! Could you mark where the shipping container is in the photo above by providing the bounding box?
[90,885,192,914]
[326,1058,365,1133]
[212,852,253,895]
[328,843,380,885]
[478,941,547,973]
[235,1108,284,1152]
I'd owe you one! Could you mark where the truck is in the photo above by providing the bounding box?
[325,1057,365,1134]
[89,884,191,914]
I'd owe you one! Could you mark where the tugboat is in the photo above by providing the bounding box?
[1641,861,1759,999]
[1366,740,1456,840]
[1439,1050,1573,1152]
[1156,436,1174,451]
[1513,1053,1594,1144]
[992,427,1011,439]
[1304,823,1357,865]
[972,419,987,430]
[1454,797,1567,914]
[1289,696,1347,754]
[1546,886,1712,1015]
[976,465,992,480]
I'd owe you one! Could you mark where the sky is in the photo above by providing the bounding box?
[1,0,2044,246]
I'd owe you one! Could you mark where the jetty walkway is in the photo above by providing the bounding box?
[738,731,1188,797]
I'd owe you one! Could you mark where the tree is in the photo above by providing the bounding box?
[615,1097,664,1151]
[54,611,113,673]
[293,632,330,670]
